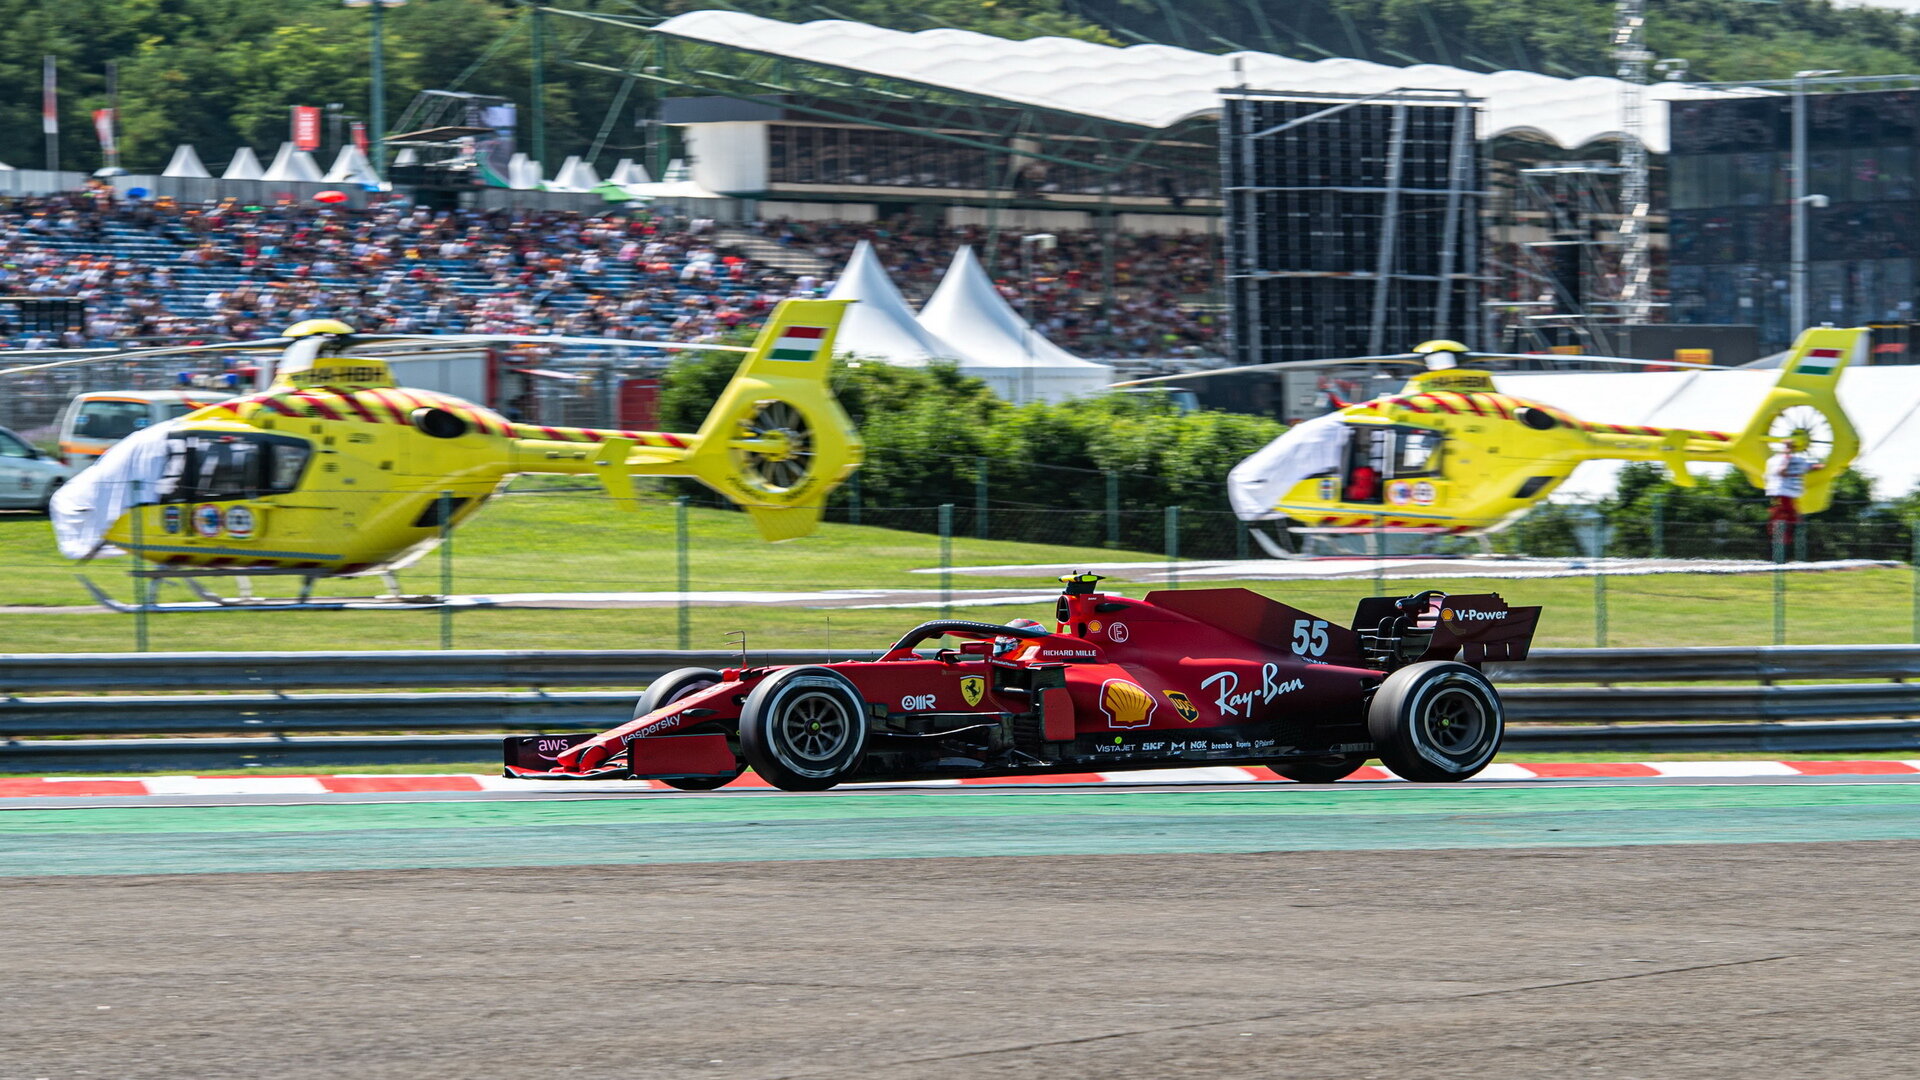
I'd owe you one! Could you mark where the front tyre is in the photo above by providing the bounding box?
[738,667,868,791]
[635,667,744,791]
[1366,661,1502,783]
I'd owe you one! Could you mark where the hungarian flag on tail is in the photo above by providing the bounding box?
[1797,347,1843,377]
[768,325,827,362]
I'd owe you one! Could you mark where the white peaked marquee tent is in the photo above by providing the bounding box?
[222,147,264,181]
[917,246,1113,403]
[608,158,652,185]
[262,142,324,183]
[162,145,212,178]
[322,145,380,186]
[825,240,967,366]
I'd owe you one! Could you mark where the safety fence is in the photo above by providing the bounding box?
[7,645,1920,771]
[6,482,1920,658]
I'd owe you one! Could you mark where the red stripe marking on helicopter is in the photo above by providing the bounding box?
[257,395,302,418]
[1486,395,1511,419]
[293,393,343,422]
[1457,394,1486,416]
[1389,397,1428,413]
[324,386,381,424]
[538,426,569,442]
[1420,394,1459,414]
[365,389,412,424]
[1640,426,1663,435]
[1808,348,1842,358]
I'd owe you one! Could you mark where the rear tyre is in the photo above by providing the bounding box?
[635,667,743,791]
[1272,754,1368,783]
[738,666,868,792]
[1366,661,1502,783]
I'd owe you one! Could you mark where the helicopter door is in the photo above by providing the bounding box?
[1343,427,1389,504]
[1381,427,1444,509]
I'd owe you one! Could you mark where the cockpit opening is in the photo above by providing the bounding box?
[155,432,313,504]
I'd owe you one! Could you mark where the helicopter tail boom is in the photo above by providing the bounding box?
[505,300,862,540]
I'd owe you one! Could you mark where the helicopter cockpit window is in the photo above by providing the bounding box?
[1390,429,1443,478]
[155,433,312,503]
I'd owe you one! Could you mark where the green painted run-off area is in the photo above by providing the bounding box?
[5,783,1920,877]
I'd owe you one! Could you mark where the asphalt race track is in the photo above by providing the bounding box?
[7,781,1920,1078]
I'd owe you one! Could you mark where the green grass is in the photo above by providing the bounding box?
[1,491,1915,652]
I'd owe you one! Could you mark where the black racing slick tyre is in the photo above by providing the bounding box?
[1272,755,1369,783]
[634,667,743,791]
[738,666,868,792]
[1366,661,1503,783]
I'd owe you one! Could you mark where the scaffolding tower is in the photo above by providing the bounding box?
[1221,88,1483,367]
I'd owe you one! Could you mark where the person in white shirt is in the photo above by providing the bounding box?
[1764,436,1815,552]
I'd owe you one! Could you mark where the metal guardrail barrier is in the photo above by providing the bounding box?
[6,646,1920,770]
[8,644,1920,694]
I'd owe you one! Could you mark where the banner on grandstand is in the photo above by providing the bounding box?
[292,106,322,152]
[41,56,56,135]
[476,103,516,187]
[351,121,369,155]
[92,109,116,157]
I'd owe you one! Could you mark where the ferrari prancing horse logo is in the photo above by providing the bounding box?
[960,675,986,707]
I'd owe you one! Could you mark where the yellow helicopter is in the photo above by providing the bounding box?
[1117,326,1863,539]
[1,299,862,609]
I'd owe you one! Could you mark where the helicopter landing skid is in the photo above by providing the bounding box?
[79,570,448,613]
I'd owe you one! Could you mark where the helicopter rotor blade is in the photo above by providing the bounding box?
[1464,352,1720,370]
[0,338,294,377]
[1109,354,1425,387]
[351,334,750,353]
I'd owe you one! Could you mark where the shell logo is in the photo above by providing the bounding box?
[1100,679,1156,729]
[1440,608,1455,622]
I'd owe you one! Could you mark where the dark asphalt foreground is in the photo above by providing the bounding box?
[4,842,1917,1080]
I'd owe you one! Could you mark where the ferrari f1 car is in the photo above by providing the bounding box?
[504,574,1540,790]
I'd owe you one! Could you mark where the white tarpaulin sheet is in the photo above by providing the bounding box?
[1228,411,1347,519]
[48,420,180,559]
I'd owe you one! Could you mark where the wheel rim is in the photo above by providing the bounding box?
[777,690,853,764]
[1421,687,1487,758]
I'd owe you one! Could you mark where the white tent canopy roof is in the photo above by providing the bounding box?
[825,240,967,366]
[162,145,211,179]
[653,10,1750,153]
[608,158,652,185]
[222,146,264,181]
[262,142,324,183]
[322,145,380,185]
[917,245,1112,403]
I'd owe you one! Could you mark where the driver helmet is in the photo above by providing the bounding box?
[994,617,1048,656]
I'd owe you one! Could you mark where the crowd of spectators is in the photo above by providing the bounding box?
[0,188,1221,358]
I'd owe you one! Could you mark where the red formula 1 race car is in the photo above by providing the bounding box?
[504,574,1541,790]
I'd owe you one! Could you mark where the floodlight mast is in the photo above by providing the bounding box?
[1611,0,1654,325]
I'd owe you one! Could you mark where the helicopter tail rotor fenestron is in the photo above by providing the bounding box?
[1721,325,1864,514]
